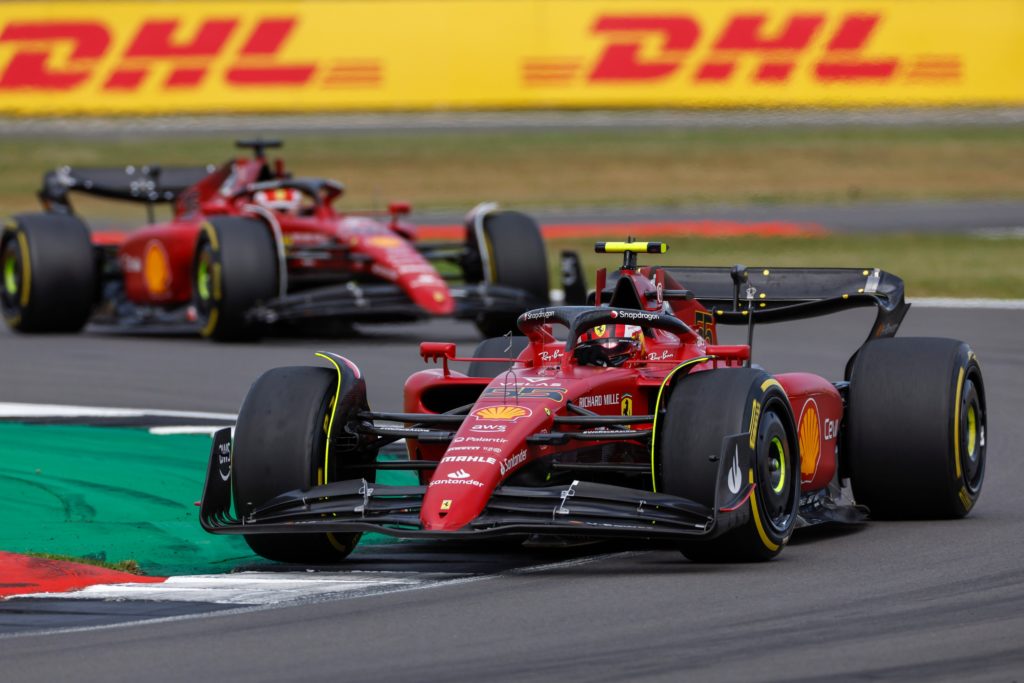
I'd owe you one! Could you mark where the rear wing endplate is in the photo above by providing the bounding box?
[40,164,217,212]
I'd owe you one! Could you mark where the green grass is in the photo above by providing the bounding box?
[24,552,144,575]
[2,125,1023,216]
[547,233,1024,299]
[3,125,1021,297]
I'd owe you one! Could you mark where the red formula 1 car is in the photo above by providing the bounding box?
[1,140,560,340]
[201,241,987,563]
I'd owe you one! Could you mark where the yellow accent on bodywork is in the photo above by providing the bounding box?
[599,241,666,254]
[316,352,345,486]
[649,356,710,492]
[953,366,965,479]
[749,468,780,552]
[16,232,31,308]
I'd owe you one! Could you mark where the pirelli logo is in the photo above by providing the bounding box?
[748,399,762,450]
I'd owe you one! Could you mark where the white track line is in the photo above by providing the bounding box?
[908,297,1024,310]
[0,402,236,421]
[147,426,230,436]
[1,552,640,639]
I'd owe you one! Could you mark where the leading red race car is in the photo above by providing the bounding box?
[1,140,561,340]
[201,241,986,563]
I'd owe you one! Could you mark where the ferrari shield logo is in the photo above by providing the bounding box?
[440,499,452,511]
[620,393,633,416]
[593,324,607,337]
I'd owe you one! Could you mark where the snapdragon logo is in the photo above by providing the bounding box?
[610,310,660,322]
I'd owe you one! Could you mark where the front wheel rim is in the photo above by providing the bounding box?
[757,408,795,535]
[196,254,211,302]
[960,378,985,493]
[2,247,18,298]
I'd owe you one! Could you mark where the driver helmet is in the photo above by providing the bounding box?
[253,188,301,214]
[575,324,645,367]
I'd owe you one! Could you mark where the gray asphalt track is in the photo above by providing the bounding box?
[415,199,1024,234]
[1,305,1022,681]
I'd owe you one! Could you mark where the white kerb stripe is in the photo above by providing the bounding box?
[0,402,236,421]
[14,573,431,606]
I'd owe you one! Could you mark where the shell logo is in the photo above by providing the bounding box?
[471,405,532,421]
[798,399,821,481]
[367,235,402,249]
[143,240,172,297]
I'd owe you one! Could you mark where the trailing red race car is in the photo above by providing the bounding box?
[1,140,564,340]
[201,241,987,563]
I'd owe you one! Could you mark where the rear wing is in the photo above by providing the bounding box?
[40,164,217,212]
[659,265,910,341]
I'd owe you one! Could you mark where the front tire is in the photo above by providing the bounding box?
[659,368,799,562]
[466,211,550,337]
[1,213,95,333]
[846,337,986,518]
[232,365,374,563]
[193,216,278,341]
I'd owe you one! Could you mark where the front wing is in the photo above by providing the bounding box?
[200,429,757,541]
[245,281,545,325]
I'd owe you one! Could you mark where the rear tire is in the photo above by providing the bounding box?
[466,336,530,378]
[1,213,95,332]
[846,337,986,519]
[659,369,799,562]
[467,211,550,337]
[232,365,374,563]
[193,216,278,341]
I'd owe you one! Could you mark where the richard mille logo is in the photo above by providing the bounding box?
[727,447,742,495]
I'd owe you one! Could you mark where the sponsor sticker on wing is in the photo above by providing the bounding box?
[798,399,822,482]
[471,405,532,421]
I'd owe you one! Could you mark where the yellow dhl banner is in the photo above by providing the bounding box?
[0,0,1021,114]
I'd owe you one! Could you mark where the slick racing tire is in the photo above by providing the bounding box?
[232,365,374,564]
[193,216,278,341]
[466,336,530,378]
[1,213,95,333]
[659,368,799,562]
[467,211,550,338]
[846,337,986,519]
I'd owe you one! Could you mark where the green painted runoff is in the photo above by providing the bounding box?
[0,423,412,576]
